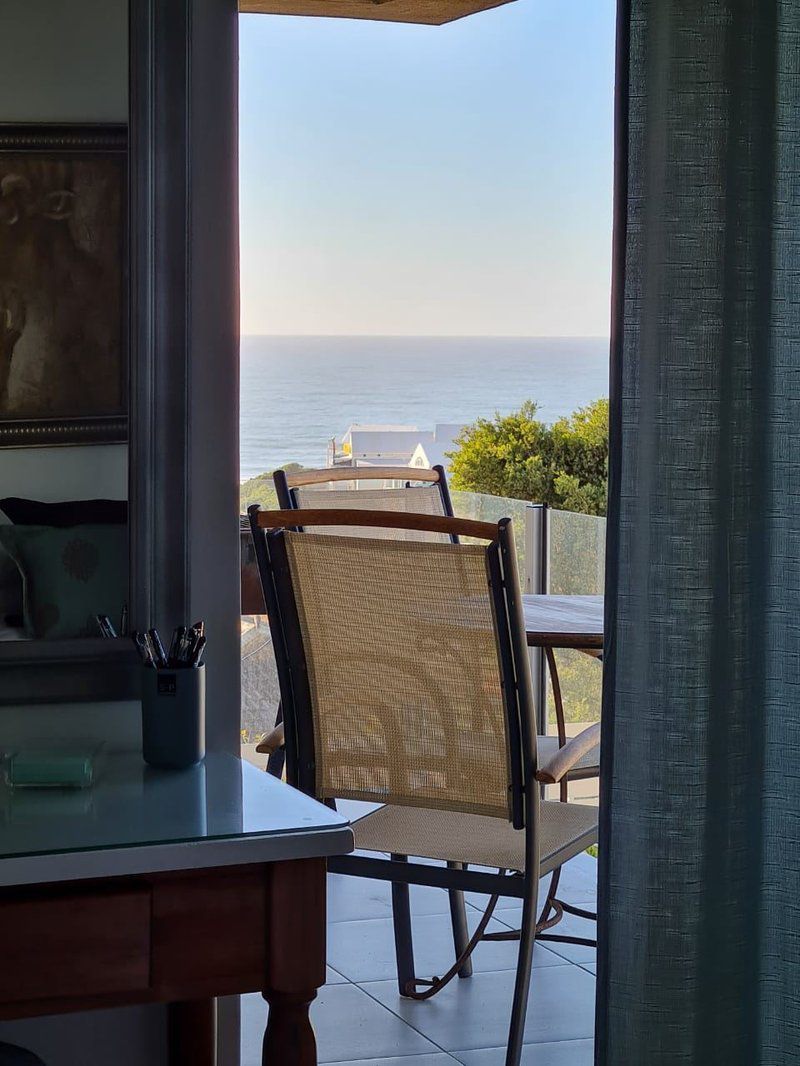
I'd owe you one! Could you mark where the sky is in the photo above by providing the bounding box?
[239,0,616,337]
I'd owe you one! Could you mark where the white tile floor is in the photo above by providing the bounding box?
[242,806,597,1066]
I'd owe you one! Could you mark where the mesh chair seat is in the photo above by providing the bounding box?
[536,735,600,780]
[353,800,597,876]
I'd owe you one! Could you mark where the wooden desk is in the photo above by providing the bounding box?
[0,753,353,1066]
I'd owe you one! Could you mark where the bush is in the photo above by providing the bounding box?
[240,462,306,512]
[448,399,608,516]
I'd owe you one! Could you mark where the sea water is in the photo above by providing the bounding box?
[240,335,609,480]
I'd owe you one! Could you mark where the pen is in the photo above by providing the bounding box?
[148,628,168,668]
[120,604,129,638]
[168,626,186,665]
[96,614,118,639]
[189,635,206,667]
[132,631,156,668]
[186,625,202,661]
[176,629,193,665]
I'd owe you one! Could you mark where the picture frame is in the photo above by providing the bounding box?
[0,124,128,447]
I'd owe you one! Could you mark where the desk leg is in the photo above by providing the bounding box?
[168,999,216,1066]
[262,858,327,1066]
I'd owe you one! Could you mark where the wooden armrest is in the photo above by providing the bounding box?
[535,722,601,785]
[256,722,285,755]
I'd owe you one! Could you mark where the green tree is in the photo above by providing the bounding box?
[448,399,608,516]
[239,462,306,512]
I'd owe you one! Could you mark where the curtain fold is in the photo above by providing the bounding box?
[598,3,800,1063]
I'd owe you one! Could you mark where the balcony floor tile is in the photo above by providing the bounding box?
[454,1039,594,1065]
[328,910,567,985]
[358,966,595,1053]
[242,985,439,1065]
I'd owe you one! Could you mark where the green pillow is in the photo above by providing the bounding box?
[0,524,128,639]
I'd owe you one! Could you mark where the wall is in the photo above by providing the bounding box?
[0,0,129,505]
[0,3,168,1063]
[0,0,127,123]
[0,445,127,501]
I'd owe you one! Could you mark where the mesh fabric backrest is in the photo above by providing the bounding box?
[293,485,450,541]
[283,531,513,819]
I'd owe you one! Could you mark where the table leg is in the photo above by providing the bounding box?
[544,646,571,801]
[262,858,327,1066]
[168,999,216,1066]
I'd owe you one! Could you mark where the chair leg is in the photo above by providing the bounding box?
[447,863,473,979]
[266,745,285,778]
[266,702,285,778]
[391,854,416,996]
[505,878,537,1066]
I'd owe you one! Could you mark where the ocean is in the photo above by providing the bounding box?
[240,335,609,481]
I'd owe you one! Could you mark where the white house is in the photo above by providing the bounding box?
[328,422,466,473]
[408,423,465,472]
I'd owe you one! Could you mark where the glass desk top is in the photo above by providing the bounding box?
[0,752,352,886]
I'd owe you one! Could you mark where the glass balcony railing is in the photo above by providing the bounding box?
[450,489,530,583]
[543,506,605,806]
[549,507,606,596]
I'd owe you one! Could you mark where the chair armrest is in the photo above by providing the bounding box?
[255,721,285,755]
[535,722,601,785]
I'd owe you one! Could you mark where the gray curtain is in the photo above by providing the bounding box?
[598,3,800,1064]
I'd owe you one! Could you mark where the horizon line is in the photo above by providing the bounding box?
[240,332,611,340]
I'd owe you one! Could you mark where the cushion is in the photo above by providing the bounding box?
[0,524,128,639]
[0,497,127,528]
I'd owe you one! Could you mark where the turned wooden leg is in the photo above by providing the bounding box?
[262,990,317,1064]
[168,999,216,1066]
[262,857,327,1066]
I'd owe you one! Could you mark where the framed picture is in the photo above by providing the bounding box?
[0,125,127,447]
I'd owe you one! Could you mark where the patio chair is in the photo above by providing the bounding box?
[256,471,599,950]
[273,462,457,536]
[249,507,598,1066]
[251,493,599,962]
[253,464,479,978]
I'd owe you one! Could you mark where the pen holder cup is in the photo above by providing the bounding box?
[142,665,206,770]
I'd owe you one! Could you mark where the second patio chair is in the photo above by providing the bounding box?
[250,507,598,1066]
[273,462,457,535]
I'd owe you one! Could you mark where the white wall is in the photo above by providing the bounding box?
[0,445,127,501]
[0,0,128,123]
[0,5,168,1064]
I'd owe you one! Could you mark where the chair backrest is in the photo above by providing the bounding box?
[251,508,535,828]
[273,464,455,542]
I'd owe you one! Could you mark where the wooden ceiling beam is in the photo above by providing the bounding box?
[240,0,516,27]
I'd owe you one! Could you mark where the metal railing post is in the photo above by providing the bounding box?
[524,503,550,735]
